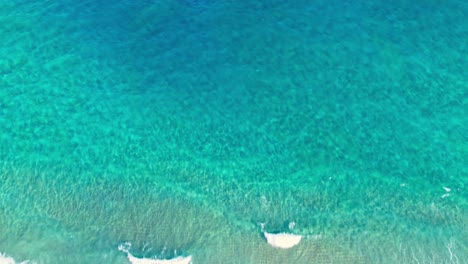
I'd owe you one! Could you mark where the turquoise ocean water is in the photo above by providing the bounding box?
[0,0,467,263]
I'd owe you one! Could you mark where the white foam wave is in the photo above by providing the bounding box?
[0,252,32,264]
[118,243,192,264]
[263,232,302,249]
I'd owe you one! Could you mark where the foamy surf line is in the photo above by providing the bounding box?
[0,252,34,264]
[260,222,304,249]
[118,243,192,264]
[264,232,303,249]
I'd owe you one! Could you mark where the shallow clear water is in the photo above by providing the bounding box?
[0,0,467,263]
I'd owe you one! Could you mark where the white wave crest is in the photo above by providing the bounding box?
[263,232,302,249]
[118,243,192,264]
[0,252,33,264]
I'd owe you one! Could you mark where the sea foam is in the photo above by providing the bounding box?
[0,252,32,264]
[118,243,192,264]
[263,232,303,249]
